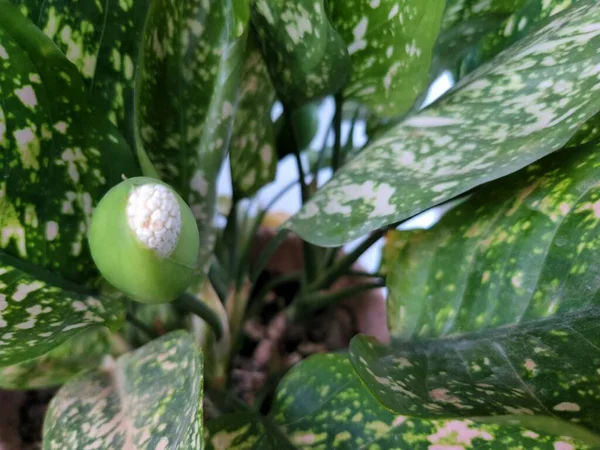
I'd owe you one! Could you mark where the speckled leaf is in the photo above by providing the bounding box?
[13,0,151,146]
[43,331,203,450]
[327,0,444,117]
[351,307,600,446]
[0,328,111,389]
[136,0,248,275]
[206,413,295,450]
[0,4,137,365]
[229,37,277,199]
[350,145,600,443]
[287,1,600,246]
[566,112,600,148]
[207,354,589,449]
[435,0,528,77]
[251,0,351,107]
[0,254,124,366]
[431,14,506,82]
[385,142,600,340]
[463,0,580,75]
[442,0,528,32]
[0,2,138,281]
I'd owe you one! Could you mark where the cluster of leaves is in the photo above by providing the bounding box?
[1,0,600,448]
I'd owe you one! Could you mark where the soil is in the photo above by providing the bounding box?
[229,227,389,410]
[0,228,389,446]
[0,388,54,449]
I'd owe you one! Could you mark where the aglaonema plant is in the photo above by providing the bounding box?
[1,0,600,448]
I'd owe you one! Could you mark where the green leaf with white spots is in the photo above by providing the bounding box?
[441,0,529,32]
[0,253,124,366]
[0,328,112,389]
[462,0,581,75]
[136,0,248,275]
[43,331,204,450]
[431,14,506,83]
[566,112,600,148]
[13,0,151,146]
[206,413,295,450]
[230,37,277,199]
[327,0,444,117]
[206,354,590,449]
[349,144,600,443]
[435,0,528,78]
[287,0,600,246]
[251,0,351,108]
[0,1,139,282]
[0,2,137,365]
[385,142,600,340]
[351,308,600,446]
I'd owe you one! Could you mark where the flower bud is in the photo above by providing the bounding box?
[88,177,200,304]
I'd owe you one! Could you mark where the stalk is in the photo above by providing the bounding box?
[332,93,344,173]
[282,103,320,285]
[176,293,224,340]
[286,281,385,320]
[308,228,387,292]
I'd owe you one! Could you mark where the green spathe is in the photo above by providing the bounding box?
[88,177,200,304]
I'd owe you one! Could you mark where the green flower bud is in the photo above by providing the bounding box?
[88,177,200,304]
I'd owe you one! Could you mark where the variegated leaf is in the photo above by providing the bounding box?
[0,328,112,389]
[431,0,525,80]
[251,0,351,107]
[136,0,248,276]
[207,354,589,449]
[431,14,506,82]
[0,2,138,282]
[0,254,123,366]
[464,0,580,74]
[567,113,600,148]
[287,1,600,246]
[13,0,151,146]
[43,331,203,450]
[385,142,600,339]
[327,0,444,117]
[206,413,295,449]
[0,2,137,364]
[441,0,528,32]
[351,309,600,446]
[350,144,600,443]
[230,37,277,199]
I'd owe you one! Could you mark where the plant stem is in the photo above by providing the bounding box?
[252,271,303,307]
[283,103,319,285]
[226,282,252,371]
[322,245,341,271]
[308,228,387,292]
[287,281,386,319]
[224,197,239,276]
[250,229,289,284]
[283,105,309,203]
[344,106,361,160]
[311,119,334,182]
[237,179,298,288]
[175,293,224,340]
[125,311,156,340]
[345,269,386,279]
[209,260,229,303]
[332,93,344,173]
